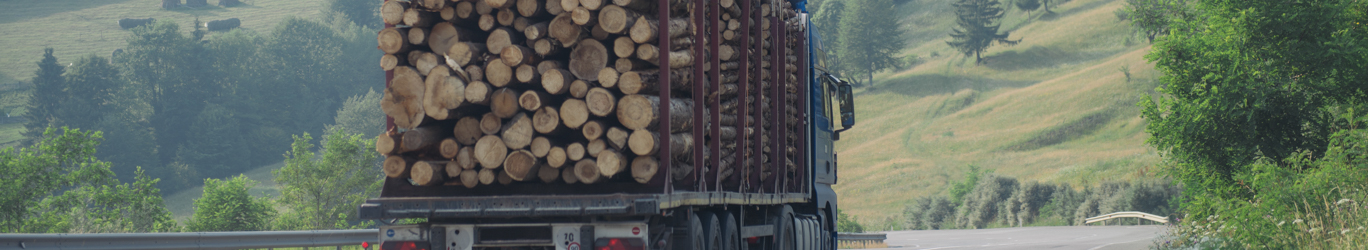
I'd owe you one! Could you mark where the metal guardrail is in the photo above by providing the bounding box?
[0,229,375,250]
[1085,211,1170,225]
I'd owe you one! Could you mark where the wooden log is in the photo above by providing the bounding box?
[461,168,479,188]
[613,37,636,58]
[590,24,611,40]
[401,125,449,153]
[580,0,604,10]
[497,169,513,185]
[617,68,692,95]
[485,58,514,87]
[429,23,469,56]
[597,67,619,88]
[446,42,487,68]
[538,60,565,74]
[454,116,482,145]
[586,138,606,156]
[568,80,594,98]
[517,17,533,32]
[530,136,553,157]
[474,135,508,169]
[561,163,579,183]
[533,39,563,57]
[525,21,551,40]
[478,168,497,185]
[559,98,591,129]
[485,0,515,9]
[569,39,611,81]
[404,8,440,27]
[500,112,535,149]
[381,0,410,25]
[480,112,503,135]
[630,155,657,183]
[455,1,476,19]
[407,27,429,46]
[582,119,606,140]
[548,146,568,168]
[537,163,560,183]
[598,5,640,34]
[376,132,402,155]
[519,90,554,111]
[411,161,447,186]
[605,126,629,150]
[384,156,415,178]
[517,0,548,17]
[629,17,689,43]
[614,58,651,72]
[457,146,478,169]
[478,14,497,31]
[465,80,493,105]
[423,67,467,120]
[533,106,567,134]
[415,52,442,76]
[407,50,425,67]
[476,0,494,15]
[574,159,602,184]
[417,0,446,10]
[466,65,485,82]
[541,69,574,94]
[497,8,517,26]
[440,138,461,158]
[490,87,521,118]
[378,27,411,54]
[566,142,586,161]
[548,14,586,47]
[635,43,691,68]
[382,67,425,129]
[503,150,539,181]
[444,160,462,181]
[585,87,617,117]
[560,0,581,13]
[502,45,539,67]
[486,27,524,58]
[516,64,542,84]
[381,53,405,71]
[596,148,627,178]
[628,130,692,157]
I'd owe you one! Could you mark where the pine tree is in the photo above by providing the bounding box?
[837,0,907,85]
[947,0,1020,64]
[812,0,848,76]
[24,48,65,143]
[60,55,122,131]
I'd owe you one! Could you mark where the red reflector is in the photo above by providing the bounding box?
[747,237,759,244]
[595,237,646,250]
[380,241,431,250]
[361,242,370,249]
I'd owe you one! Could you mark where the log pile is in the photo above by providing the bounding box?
[376,0,805,188]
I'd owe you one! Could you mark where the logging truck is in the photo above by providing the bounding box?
[360,0,855,249]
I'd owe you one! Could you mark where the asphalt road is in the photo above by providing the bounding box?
[868,225,1168,250]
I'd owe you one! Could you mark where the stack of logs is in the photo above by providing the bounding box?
[376,0,805,188]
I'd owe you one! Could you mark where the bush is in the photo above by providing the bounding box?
[186,175,274,232]
[1004,181,1057,226]
[955,175,1019,229]
[836,209,865,232]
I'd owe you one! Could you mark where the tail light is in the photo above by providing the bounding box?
[380,241,431,250]
[595,238,646,250]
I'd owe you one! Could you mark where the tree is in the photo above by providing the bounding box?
[837,0,907,85]
[836,209,865,232]
[1015,0,1042,17]
[175,103,250,178]
[1121,0,1190,42]
[120,20,215,174]
[58,54,122,131]
[947,0,1020,64]
[1142,0,1368,200]
[273,132,382,230]
[0,127,177,233]
[24,48,65,143]
[326,88,384,139]
[812,0,848,76]
[328,0,382,28]
[186,175,275,232]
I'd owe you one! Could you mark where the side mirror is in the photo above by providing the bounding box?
[838,81,855,129]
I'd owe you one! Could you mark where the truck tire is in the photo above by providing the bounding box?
[793,215,822,250]
[771,205,795,250]
[689,212,706,250]
[719,212,740,250]
[700,211,721,250]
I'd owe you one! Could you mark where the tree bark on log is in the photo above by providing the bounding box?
[635,44,692,68]
[617,68,692,95]
[629,17,690,44]
[533,39,563,57]
[402,125,450,153]
[411,161,447,186]
[616,95,692,132]
[404,8,440,28]
[627,130,693,157]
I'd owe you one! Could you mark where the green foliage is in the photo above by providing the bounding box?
[1014,0,1041,16]
[176,103,250,178]
[327,0,382,28]
[947,0,1020,64]
[23,48,65,143]
[948,165,984,204]
[836,209,865,233]
[903,195,956,230]
[901,170,1179,230]
[954,174,1018,229]
[273,132,382,230]
[838,0,907,84]
[1120,0,1189,42]
[1141,0,1368,203]
[812,0,847,75]
[326,88,384,140]
[119,20,217,182]
[186,175,274,232]
[54,54,120,131]
[0,127,177,233]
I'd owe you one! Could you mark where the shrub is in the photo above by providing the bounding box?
[186,175,274,232]
[955,175,1019,229]
[837,209,865,232]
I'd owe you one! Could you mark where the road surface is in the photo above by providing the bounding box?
[867,225,1167,250]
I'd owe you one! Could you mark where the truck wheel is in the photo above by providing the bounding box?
[719,211,740,250]
[699,211,721,250]
[771,205,795,250]
[689,212,706,250]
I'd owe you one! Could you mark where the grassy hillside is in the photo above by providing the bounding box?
[0,0,331,86]
[833,0,1164,228]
